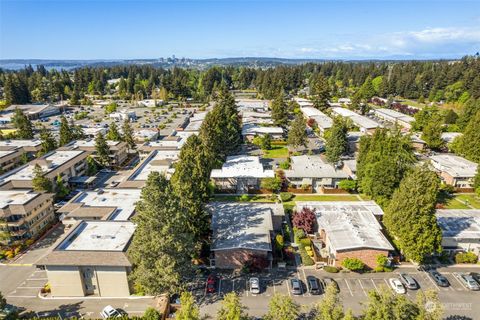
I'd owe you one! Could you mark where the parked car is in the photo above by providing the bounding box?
[100,305,121,319]
[290,278,303,295]
[455,273,480,291]
[322,278,339,291]
[206,275,217,293]
[249,277,260,294]
[399,273,418,290]
[471,272,480,283]
[306,276,321,295]
[388,278,406,294]
[428,270,450,287]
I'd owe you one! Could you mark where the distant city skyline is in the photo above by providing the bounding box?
[1,0,479,60]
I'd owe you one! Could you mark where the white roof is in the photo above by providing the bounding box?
[144,136,186,150]
[332,107,381,130]
[57,221,136,251]
[129,151,175,181]
[242,124,283,136]
[285,155,348,179]
[70,139,121,148]
[430,154,477,178]
[236,99,269,111]
[436,209,480,240]
[441,132,462,143]
[211,155,274,179]
[184,120,203,132]
[2,150,85,181]
[300,107,333,129]
[296,201,393,252]
[0,150,17,159]
[0,190,39,208]
[374,108,415,123]
[72,188,141,221]
[0,139,41,148]
[83,127,107,136]
[134,129,158,139]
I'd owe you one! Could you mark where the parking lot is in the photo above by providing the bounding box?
[197,266,480,318]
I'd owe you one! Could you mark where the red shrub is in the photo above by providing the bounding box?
[292,207,316,234]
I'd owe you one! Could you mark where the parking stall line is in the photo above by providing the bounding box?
[358,279,367,296]
[286,278,292,297]
[344,279,354,296]
[383,279,390,290]
[452,274,468,290]
[370,279,379,292]
[300,269,310,297]
[423,272,440,291]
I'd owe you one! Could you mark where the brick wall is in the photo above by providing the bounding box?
[214,249,268,269]
[335,248,389,269]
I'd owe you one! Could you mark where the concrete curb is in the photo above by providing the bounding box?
[38,292,155,300]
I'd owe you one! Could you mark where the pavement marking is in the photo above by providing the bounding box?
[344,279,353,296]
[383,278,390,290]
[17,286,43,289]
[27,278,48,281]
[286,278,292,297]
[7,295,37,298]
[370,279,379,292]
[452,274,469,290]
[423,272,440,291]
[300,269,310,297]
[245,278,249,297]
[358,279,367,296]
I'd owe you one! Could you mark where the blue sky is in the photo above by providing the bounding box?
[1,0,479,60]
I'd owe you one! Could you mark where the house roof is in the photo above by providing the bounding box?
[285,155,348,179]
[436,209,480,239]
[241,124,283,136]
[332,107,381,130]
[430,154,477,178]
[209,202,283,252]
[374,108,415,123]
[296,201,393,252]
[211,155,274,179]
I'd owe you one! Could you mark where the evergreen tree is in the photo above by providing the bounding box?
[217,292,249,320]
[94,132,111,167]
[55,174,69,199]
[85,155,98,176]
[271,93,289,127]
[171,135,212,244]
[264,294,299,320]
[59,115,74,146]
[422,114,445,150]
[106,122,122,141]
[70,119,85,140]
[456,110,480,162]
[122,118,136,151]
[127,172,194,294]
[384,165,442,262]
[314,283,344,320]
[32,164,53,192]
[474,166,480,195]
[12,108,34,139]
[287,114,307,148]
[311,74,331,111]
[325,117,348,163]
[39,125,57,155]
[356,129,415,206]
[175,292,200,320]
[356,76,376,101]
[457,98,480,130]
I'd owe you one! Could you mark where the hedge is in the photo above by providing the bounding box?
[455,251,478,264]
[324,266,339,273]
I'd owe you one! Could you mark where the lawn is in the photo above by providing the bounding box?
[263,146,288,158]
[292,194,360,201]
[439,197,470,209]
[455,194,480,209]
[211,195,276,202]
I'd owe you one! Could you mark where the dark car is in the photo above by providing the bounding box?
[290,278,303,295]
[322,277,339,291]
[307,276,322,295]
[428,270,450,287]
[206,275,217,293]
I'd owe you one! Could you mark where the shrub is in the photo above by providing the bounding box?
[341,258,365,271]
[279,192,294,202]
[299,237,312,247]
[292,207,316,234]
[275,234,284,250]
[5,250,14,259]
[14,247,21,255]
[143,307,162,320]
[293,227,305,243]
[338,179,357,192]
[455,251,478,264]
[279,161,290,170]
[324,266,339,273]
[26,239,34,246]
[239,194,250,202]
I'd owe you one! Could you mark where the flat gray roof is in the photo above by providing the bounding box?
[285,155,348,179]
[430,154,477,178]
[209,202,282,251]
[436,209,480,239]
[0,190,39,208]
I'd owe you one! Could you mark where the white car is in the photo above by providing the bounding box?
[100,305,122,319]
[389,278,406,294]
[249,277,260,294]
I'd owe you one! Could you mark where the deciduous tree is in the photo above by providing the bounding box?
[292,207,316,234]
[314,283,344,320]
[175,292,200,320]
[264,294,299,320]
[217,292,249,320]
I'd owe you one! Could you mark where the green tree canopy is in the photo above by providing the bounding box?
[310,74,331,111]
[59,115,74,146]
[325,117,348,163]
[455,110,480,162]
[122,118,136,151]
[271,93,289,127]
[287,114,307,148]
[12,108,34,139]
[384,165,442,262]
[421,113,445,150]
[94,132,111,167]
[314,283,344,320]
[175,292,200,320]
[32,164,53,193]
[264,293,299,320]
[106,122,122,141]
[217,292,249,320]
[39,125,57,155]
[127,172,194,295]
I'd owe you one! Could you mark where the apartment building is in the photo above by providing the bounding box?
[0,150,89,190]
[61,139,128,166]
[0,190,55,243]
[37,220,135,297]
[0,139,43,158]
[430,154,478,189]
